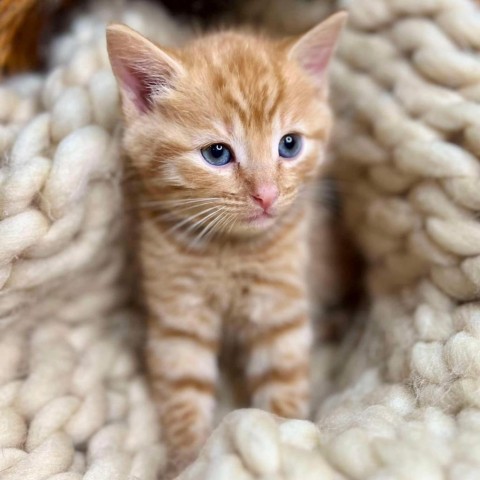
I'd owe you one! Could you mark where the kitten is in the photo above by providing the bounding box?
[107,12,346,476]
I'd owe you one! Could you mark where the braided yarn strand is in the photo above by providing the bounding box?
[324,0,480,478]
[2,0,480,479]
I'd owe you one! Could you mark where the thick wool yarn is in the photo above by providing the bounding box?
[1,0,480,479]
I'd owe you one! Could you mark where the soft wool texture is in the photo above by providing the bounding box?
[1,0,480,479]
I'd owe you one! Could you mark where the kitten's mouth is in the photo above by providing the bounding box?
[246,211,275,225]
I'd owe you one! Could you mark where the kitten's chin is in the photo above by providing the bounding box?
[246,212,276,227]
[229,212,279,238]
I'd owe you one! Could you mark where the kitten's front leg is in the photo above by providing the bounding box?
[243,293,313,419]
[145,304,220,477]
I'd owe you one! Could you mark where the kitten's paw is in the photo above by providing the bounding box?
[155,390,215,478]
[162,452,198,480]
[160,430,209,479]
[160,410,211,479]
[253,382,311,419]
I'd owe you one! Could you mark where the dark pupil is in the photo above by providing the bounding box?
[284,136,294,148]
[212,144,224,158]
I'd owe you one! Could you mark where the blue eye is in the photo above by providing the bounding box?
[279,134,302,158]
[201,143,233,166]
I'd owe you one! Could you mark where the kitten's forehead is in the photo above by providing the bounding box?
[179,33,319,133]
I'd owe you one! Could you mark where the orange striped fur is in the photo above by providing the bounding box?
[107,13,346,476]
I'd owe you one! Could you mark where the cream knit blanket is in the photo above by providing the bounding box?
[1,0,480,479]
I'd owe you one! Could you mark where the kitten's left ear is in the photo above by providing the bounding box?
[288,11,347,91]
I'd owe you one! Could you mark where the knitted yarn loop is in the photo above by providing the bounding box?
[1,0,480,479]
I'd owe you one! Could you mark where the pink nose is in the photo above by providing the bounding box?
[251,185,279,211]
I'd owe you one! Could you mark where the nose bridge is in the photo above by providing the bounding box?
[244,129,276,188]
[248,161,274,184]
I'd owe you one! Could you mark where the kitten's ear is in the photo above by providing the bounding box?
[288,11,347,91]
[106,24,183,117]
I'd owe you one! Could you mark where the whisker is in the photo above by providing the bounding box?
[218,211,234,233]
[192,207,226,247]
[140,198,221,209]
[189,206,226,240]
[165,205,221,235]
[182,206,225,237]
[142,196,221,205]
[209,211,233,244]
[150,201,222,221]
[226,213,240,236]
[201,209,229,245]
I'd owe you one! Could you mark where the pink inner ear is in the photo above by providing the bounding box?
[302,46,332,78]
[113,55,174,114]
[118,62,155,114]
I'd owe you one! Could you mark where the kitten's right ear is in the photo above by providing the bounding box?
[288,12,347,93]
[106,24,183,117]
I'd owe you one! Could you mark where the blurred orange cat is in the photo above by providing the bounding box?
[107,12,346,476]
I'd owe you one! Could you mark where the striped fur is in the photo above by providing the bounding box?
[107,12,346,476]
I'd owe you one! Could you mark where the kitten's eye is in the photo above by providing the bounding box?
[201,143,233,166]
[279,134,302,159]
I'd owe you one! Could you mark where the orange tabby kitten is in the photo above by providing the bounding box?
[107,12,346,475]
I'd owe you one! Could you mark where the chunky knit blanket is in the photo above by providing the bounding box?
[1,0,480,479]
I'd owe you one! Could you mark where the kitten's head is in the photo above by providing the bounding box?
[107,13,346,241]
